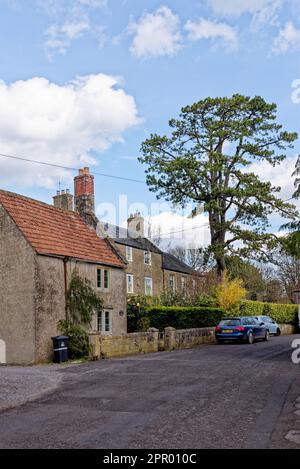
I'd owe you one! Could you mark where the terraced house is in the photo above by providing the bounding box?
[101,213,203,298]
[0,167,203,364]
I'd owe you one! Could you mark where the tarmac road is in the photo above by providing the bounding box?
[0,335,299,449]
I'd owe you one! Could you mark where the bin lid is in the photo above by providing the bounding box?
[51,335,69,340]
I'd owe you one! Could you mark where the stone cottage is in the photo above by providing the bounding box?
[101,216,204,298]
[0,172,127,365]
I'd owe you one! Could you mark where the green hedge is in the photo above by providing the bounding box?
[128,301,298,332]
[145,306,224,331]
[240,300,298,325]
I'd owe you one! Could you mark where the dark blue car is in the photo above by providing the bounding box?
[215,316,270,344]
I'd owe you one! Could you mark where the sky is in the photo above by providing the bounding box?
[1,0,300,248]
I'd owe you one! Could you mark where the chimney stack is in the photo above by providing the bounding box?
[53,189,73,211]
[74,167,98,229]
[127,211,144,237]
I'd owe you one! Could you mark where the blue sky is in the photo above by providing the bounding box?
[0,0,300,245]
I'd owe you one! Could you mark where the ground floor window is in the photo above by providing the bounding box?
[181,276,187,295]
[169,274,176,292]
[127,274,134,293]
[145,277,153,296]
[97,310,111,333]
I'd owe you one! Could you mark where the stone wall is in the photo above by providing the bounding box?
[117,244,163,297]
[89,323,298,361]
[35,257,127,362]
[280,324,297,335]
[89,328,159,359]
[0,204,37,364]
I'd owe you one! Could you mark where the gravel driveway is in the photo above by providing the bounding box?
[0,363,72,411]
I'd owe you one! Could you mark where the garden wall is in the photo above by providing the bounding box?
[89,323,296,360]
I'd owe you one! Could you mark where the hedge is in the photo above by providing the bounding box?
[140,302,299,332]
[240,300,298,325]
[144,306,224,331]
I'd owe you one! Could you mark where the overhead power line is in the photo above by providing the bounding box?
[149,223,210,238]
[0,152,146,184]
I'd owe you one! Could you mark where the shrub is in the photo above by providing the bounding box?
[58,320,90,359]
[67,269,103,324]
[239,300,298,325]
[240,300,265,316]
[215,272,246,313]
[144,306,224,331]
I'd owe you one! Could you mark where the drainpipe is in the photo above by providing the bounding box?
[63,257,69,321]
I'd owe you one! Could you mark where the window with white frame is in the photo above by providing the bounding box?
[145,277,153,296]
[181,276,187,295]
[144,250,151,265]
[192,278,196,292]
[97,310,111,333]
[126,246,133,262]
[127,274,134,294]
[97,268,110,290]
[169,274,176,292]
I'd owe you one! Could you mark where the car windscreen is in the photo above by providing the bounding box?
[220,319,241,326]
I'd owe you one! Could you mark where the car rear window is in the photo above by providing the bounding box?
[220,319,241,326]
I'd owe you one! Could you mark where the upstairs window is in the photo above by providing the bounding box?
[97,268,110,290]
[144,250,151,265]
[126,246,133,262]
[97,268,102,288]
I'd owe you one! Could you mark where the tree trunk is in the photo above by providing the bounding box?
[209,210,226,280]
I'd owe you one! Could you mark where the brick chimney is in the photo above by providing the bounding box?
[74,167,98,229]
[127,211,144,237]
[53,189,74,211]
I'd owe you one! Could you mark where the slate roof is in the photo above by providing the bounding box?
[102,223,162,254]
[0,190,125,268]
[102,222,195,274]
[162,252,193,274]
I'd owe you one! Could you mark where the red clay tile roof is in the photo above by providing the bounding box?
[0,190,125,268]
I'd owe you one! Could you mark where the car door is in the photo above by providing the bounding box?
[248,317,262,337]
[264,316,276,334]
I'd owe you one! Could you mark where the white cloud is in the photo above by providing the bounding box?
[185,18,238,49]
[129,6,182,59]
[37,0,107,58]
[45,20,90,58]
[210,0,282,30]
[273,22,300,54]
[210,0,277,17]
[247,156,297,201]
[0,74,140,188]
[145,211,210,250]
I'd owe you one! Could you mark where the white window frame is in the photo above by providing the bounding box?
[127,274,134,294]
[144,277,153,296]
[181,276,187,295]
[97,268,110,291]
[144,250,152,265]
[97,310,112,334]
[126,246,133,262]
[169,274,176,292]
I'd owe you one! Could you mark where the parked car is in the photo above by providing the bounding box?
[254,315,281,336]
[215,316,270,344]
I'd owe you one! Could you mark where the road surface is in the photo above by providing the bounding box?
[0,335,299,449]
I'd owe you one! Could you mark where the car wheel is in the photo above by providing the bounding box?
[217,339,224,344]
[248,332,254,344]
[264,330,270,341]
[276,328,281,336]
